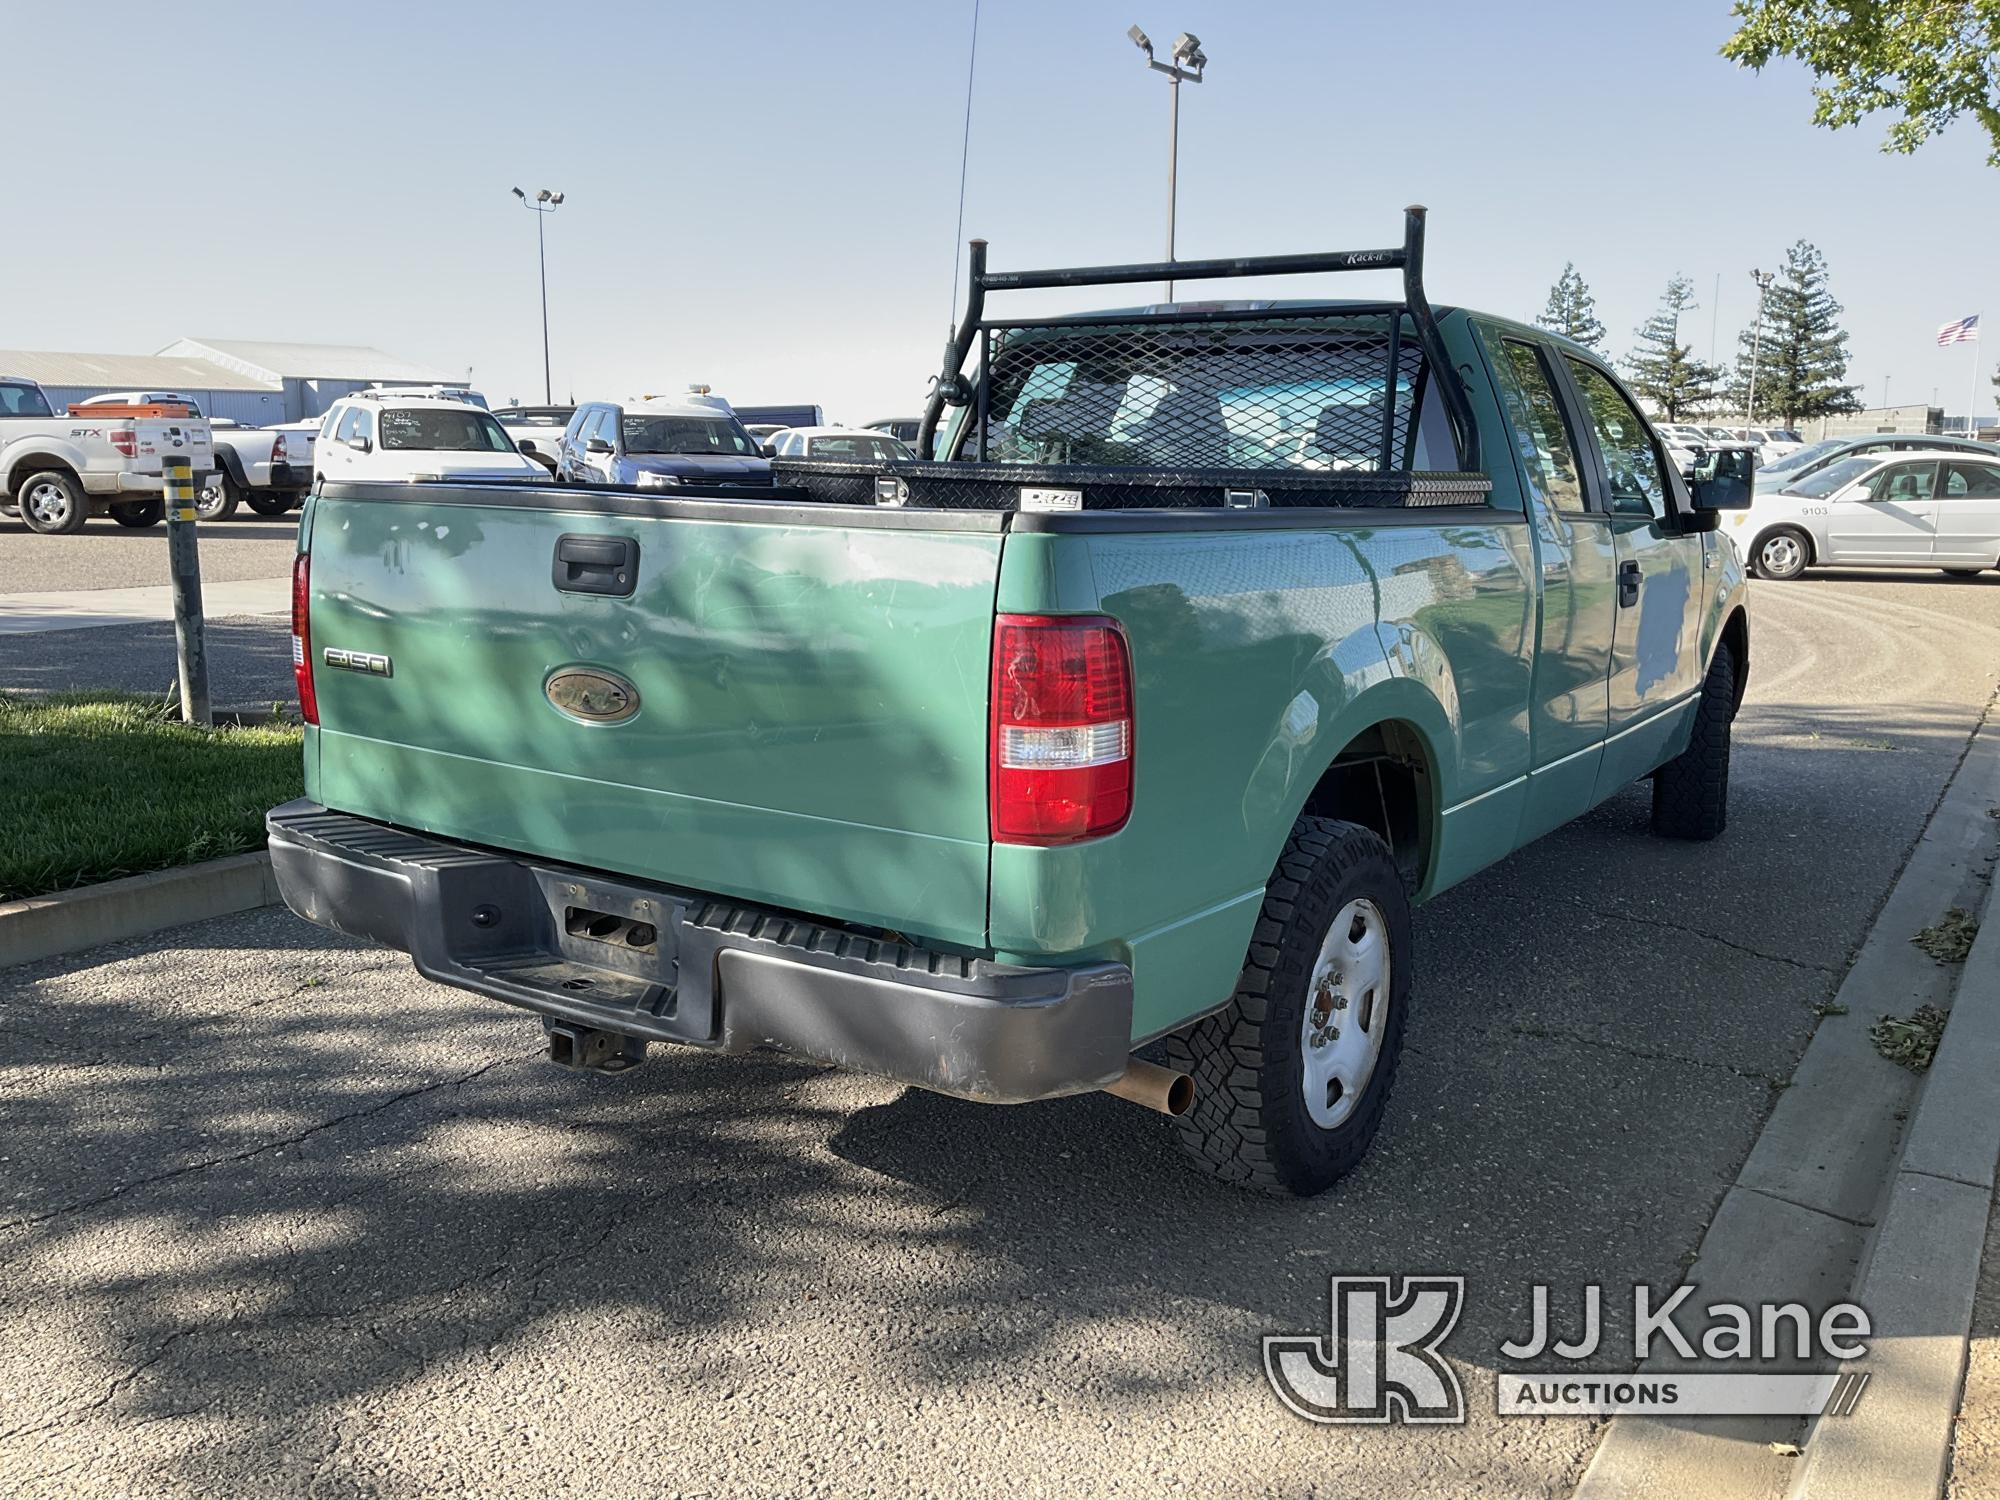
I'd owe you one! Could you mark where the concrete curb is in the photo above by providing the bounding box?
[1575,713,2000,1500]
[0,852,281,969]
[1787,909,2000,1500]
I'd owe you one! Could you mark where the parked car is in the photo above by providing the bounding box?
[268,210,1751,1197]
[73,392,311,517]
[863,417,922,444]
[556,398,773,488]
[197,419,314,519]
[1754,433,2000,492]
[493,405,574,475]
[1745,426,1804,460]
[1,379,213,533]
[742,422,788,445]
[1727,448,2000,580]
[767,426,915,461]
[313,392,543,485]
[1653,424,1705,472]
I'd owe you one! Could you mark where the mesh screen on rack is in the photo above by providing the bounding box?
[977,313,1436,472]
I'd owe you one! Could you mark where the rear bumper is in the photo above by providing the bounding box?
[265,800,1133,1103]
[80,470,214,497]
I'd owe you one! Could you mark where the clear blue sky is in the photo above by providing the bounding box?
[5,0,1994,420]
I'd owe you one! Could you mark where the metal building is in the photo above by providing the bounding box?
[157,339,457,421]
[0,340,456,424]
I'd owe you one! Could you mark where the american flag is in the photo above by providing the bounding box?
[1938,314,1981,346]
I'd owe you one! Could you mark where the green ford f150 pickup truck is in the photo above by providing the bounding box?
[268,209,1753,1195]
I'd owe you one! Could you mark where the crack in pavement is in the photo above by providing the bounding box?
[1548,894,1843,976]
[0,1049,538,1234]
[1496,1025,1791,1085]
[0,1326,197,1446]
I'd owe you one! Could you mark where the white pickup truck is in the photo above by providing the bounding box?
[201,419,316,518]
[1,377,213,533]
[69,392,311,520]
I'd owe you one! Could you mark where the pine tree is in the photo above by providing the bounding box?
[1536,263,1607,350]
[1625,276,1725,420]
[1729,241,1862,426]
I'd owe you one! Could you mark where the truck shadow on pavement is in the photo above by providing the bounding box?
[0,699,1988,1494]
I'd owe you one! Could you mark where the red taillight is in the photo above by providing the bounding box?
[271,433,289,464]
[990,614,1133,845]
[291,553,318,725]
[110,427,137,458]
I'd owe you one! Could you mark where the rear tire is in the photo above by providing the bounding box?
[16,470,88,534]
[1943,568,1984,579]
[110,498,163,528]
[1165,817,1411,1197]
[245,491,297,516]
[1751,527,1809,581]
[197,472,240,520]
[1651,640,1736,841]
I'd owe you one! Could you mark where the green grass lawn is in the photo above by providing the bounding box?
[0,694,304,902]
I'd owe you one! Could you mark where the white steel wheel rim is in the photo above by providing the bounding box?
[1301,897,1391,1130]
[26,481,70,524]
[1761,534,1802,575]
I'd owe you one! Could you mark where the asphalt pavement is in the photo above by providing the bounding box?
[1,515,299,704]
[2,572,1998,1498]
[0,511,301,596]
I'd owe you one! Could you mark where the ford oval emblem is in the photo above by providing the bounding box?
[545,667,641,724]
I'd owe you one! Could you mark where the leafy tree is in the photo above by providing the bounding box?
[1625,276,1726,420]
[1723,2,2000,167]
[1536,263,1607,350]
[1727,241,1862,425]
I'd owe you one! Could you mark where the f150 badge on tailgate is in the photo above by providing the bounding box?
[544,667,641,724]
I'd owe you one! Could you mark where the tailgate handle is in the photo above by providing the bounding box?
[553,534,638,597]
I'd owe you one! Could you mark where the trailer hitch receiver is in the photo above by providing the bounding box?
[543,1020,648,1074]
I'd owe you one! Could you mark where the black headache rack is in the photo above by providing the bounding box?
[774,206,1491,515]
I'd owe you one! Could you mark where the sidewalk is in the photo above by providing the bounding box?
[1576,714,2000,1500]
[0,574,290,634]
[1950,1194,2000,1498]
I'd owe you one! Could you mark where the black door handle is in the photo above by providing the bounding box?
[1617,560,1642,608]
[552,534,638,597]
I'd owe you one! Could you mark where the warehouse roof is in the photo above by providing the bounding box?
[0,349,280,391]
[160,338,453,383]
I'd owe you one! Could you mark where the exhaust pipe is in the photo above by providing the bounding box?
[1102,1056,1194,1117]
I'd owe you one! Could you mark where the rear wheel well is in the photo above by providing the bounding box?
[1299,721,1434,891]
[6,455,80,497]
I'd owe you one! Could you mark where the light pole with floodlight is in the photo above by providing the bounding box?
[1127,25,1206,301]
[512,186,565,403]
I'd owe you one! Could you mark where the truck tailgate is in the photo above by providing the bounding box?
[302,486,1001,949]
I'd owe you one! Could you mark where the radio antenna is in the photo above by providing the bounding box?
[947,0,982,329]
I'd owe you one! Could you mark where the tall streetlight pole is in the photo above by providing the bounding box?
[1744,268,1774,429]
[1128,25,1206,302]
[512,187,565,403]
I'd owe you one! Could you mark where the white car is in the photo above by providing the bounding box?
[1724,448,2000,581]
[1746,426,1805,461]
[314,393,544,485]
[766,425,916,462]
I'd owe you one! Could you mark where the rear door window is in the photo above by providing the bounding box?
[1488,338,1586,512]
[1940,461,2000,498]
